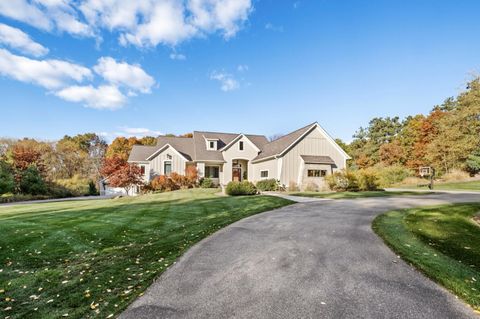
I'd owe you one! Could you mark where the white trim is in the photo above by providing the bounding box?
[279,123,351,160]
[163,160,172,175]
[220,134,260,152]
[146,144,189,161]
[277,157,283,180]
[260,169,269,179]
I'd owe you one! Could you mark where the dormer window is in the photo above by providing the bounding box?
[206,139,218,150]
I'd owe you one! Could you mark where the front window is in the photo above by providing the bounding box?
[140,165,145,175]
[307,169,327,177]
[205,166,219,178]
[261,170,268,178]
[164,161,172,176]
[239,141,244,151]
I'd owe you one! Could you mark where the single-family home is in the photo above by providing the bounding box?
[126,122,350,193]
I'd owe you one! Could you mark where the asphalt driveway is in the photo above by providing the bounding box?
[121,193,480,319]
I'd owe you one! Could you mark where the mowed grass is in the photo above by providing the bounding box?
[433,180,480,191]
[0,189,292,318]
[373,203,480,311]
[289,190,436,199]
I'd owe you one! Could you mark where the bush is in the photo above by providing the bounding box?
[442,169,470,182]
[356,168,381,191]
[256,179,279,191]
[185,166,198,185]
[88,180,98,195]
[151,175,179,192]
[19,165,47,195]
[199,178,215,188]
[225,181,257,196]
[55,174,90,196]
[375,165,411,187]
[304,182,319,192]
[288,181,299,192]
[0,160,15,195]
[0,193,51,204]
[170,172,190,188]
[326,170,358,192]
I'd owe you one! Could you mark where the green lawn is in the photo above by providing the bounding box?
[289,190,436,199]
[433,180,480,191]
[398,180,480,192]
[0,189,292,319]
[373,203,480,312]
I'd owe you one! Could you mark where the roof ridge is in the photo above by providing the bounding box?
[264,122,317,146]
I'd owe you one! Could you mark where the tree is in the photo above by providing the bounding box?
[0,160,14,194]
[466,150,480,175]
[105,136,156,161]
[19,165,46,195]
[101,157,144,194]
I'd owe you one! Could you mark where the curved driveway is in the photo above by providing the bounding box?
[121,193,480,319]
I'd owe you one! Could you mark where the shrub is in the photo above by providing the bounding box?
[55,174,90,196]
[375,165,411,187]
[170,172,189,188]
[199,178,215,188]
[151,175,179,192]
[185,166,198,185]
[356,168,381,191]
[88,180,98,195]
[288,181,299,192]
[0,160,15,195]
[225,181,257,196]
[19,165,47,195]
[326,170,358,192]
[304,182,319,192]
[256,179,279,191]
[442,169,470,182]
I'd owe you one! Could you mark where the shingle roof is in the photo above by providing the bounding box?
[128,145,158,162]
[155,136,195,161]
[252,122,317,162]
[300,155,335,164]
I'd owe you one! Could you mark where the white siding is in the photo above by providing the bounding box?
[149,146,188,177]
[252,159,278,182]
[221,136,259,185]
[280,127,346,188]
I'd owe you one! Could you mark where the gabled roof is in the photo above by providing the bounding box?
[128,145,157,162]
[252,122,316,162]
[155,136,194,161]
[219,133,269,152]
[252,122,351,163]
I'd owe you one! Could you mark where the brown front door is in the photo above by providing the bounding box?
[232,168,241,182]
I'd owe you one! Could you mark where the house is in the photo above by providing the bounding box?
[127,122,350,193]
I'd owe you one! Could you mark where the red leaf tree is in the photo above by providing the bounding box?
[101,156,144,194]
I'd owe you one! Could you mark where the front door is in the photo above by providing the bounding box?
[232,167,241,182]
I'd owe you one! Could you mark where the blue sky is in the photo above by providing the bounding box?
[0,0,479,142]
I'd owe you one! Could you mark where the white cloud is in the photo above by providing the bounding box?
[237,64,248,72]
[0,48,91,89]
[265,23,283,32]
[120,127,163,136]
[93,57,155,94]
[169,52,186,60]
[0,23,49,57]
[0,0,52,31]
[0,0,93,36]
[187,0,253,39]
[55,84,126,110]
[210,70,239,92]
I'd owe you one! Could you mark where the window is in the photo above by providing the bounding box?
[260,170,268,178]
[207,140,217,150]
[308,169,327,177]
[205,166,219,178]
[164,161,172,176]
[239,141,244,151]
[140,165,145,175]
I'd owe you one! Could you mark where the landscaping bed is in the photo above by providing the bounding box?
[373,203,480,312]
[289,190,436,199]
[0,189,292,318]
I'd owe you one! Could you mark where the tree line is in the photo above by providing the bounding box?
[340,77,480,177]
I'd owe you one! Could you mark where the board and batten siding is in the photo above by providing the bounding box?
[279,127,346,186]
[252,159,278,182]
[149,145,188,176]
[222,136,260,184]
